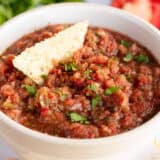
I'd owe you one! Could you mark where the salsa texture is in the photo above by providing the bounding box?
[0,24,160,138]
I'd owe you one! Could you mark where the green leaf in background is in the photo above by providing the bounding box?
[0,0,17,5]
[0,0,83,25]
[56,0,82,2]
[30,0,56,6]
[0,5,13,24]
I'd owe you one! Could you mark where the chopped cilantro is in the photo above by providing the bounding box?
[87,84,97,93]
[64,62,78,72]
[23,85,37,97]
[84,69,93,79]
[135,54,149,63]
[41,74,48,80]
[120,40,131,47]
[125,74,132,82]
[91,95,101,108]
[60,94,67,101]
[105,86,119,95]
[123,53,133,62]
[68,112,90,124]
[55,89,67,101]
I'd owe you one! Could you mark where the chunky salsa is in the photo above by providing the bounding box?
[0,24,160,138]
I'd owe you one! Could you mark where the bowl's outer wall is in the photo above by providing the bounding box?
[0,3,160,160]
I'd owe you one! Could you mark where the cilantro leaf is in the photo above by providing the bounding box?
[41,74,48,80]
[120,40,131,47]
[123,53,133,62]
[64,62,78,72]
[91,95,101,108]
[105,86,119,95]
[23,85,37,97]
[84,69,92,79]
[87,84,97,93]
[68,112,90,124]
[135,54,149,63]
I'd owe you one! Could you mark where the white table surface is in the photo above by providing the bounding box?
[1,0,160,159]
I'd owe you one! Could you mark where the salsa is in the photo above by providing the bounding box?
[0,24,160,138]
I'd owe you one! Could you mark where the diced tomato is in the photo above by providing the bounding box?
[41,108,49,117]
[0,84,15,97]
[64,99,75,107]
[88,55,108,65]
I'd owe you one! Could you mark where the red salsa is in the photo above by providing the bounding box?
[0,24,160,138]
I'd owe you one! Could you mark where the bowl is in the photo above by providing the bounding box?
[0,3,160,160]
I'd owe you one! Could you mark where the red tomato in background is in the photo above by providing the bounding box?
[151,0,160,28]
[112,0,160,28]
[112,0,134,7]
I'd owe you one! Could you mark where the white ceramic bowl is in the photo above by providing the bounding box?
[0,3,160,160]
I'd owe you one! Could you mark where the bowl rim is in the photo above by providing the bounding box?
[0,2,160,146]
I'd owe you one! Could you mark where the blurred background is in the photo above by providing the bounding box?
[0,0,160,28]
